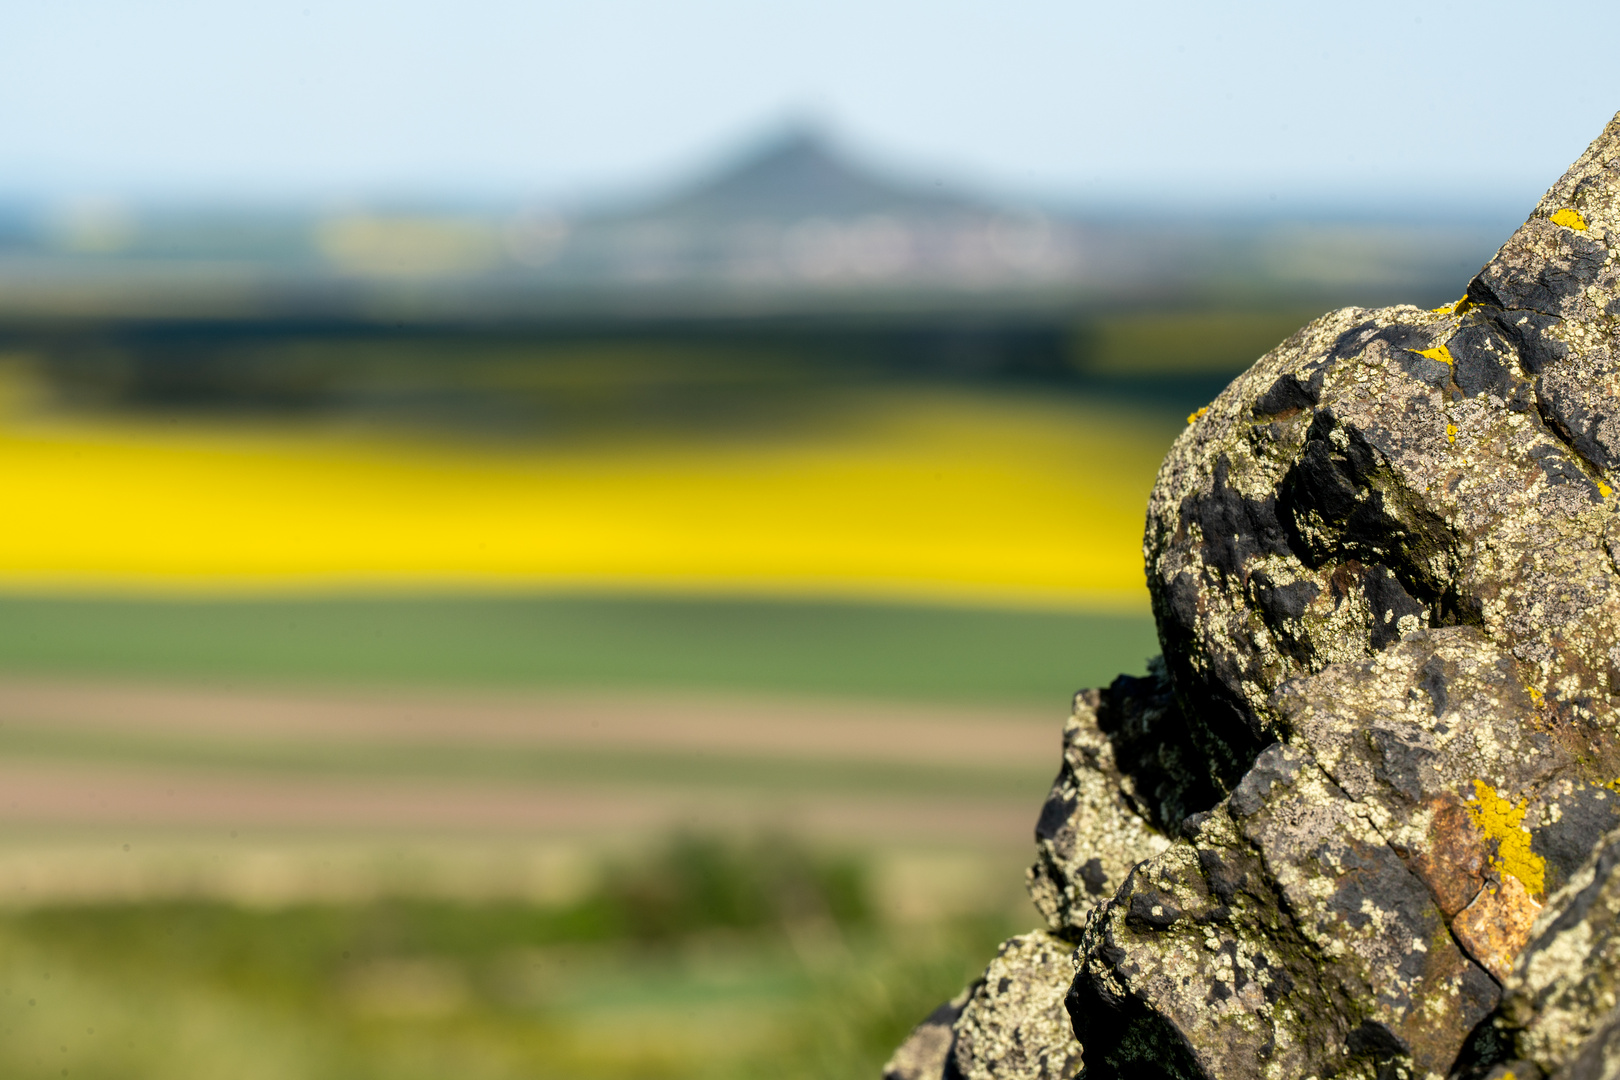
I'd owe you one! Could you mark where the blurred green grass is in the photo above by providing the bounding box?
[0,593,1159,704]
[0,835,1022,1080]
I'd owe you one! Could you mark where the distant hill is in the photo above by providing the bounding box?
[616,128,980,225]
[492,127,1098,297]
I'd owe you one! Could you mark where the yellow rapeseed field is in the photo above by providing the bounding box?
[0,389,1175,610]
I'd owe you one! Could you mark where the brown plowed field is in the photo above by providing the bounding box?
[0,678,1060,848]
[0,677,1063,767]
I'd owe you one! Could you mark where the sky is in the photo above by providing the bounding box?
[4,0,1619,214]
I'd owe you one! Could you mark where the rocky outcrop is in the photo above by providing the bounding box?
[887,110,1620,1080]
[886,985,978,1080]
[1025,664,1196,935]
[951,931,1085,1080]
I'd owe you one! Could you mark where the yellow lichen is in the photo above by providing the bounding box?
[1430,296,1471,316]
[1446,422,1458,444]
[1551,208,1589,231]
[1416,345,1455,366]
[1528,685,1545,707]
[1187,406,1209,425]
[1601,481,1614,499]
[1467,779,1546,897]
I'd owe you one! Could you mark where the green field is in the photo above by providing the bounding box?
[0,593,1160,703]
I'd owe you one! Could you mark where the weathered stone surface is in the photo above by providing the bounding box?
[1071,736,1500,1080]
[1026,663,1198,934]
[887,110,1620,1080]
[903,670,1198,1080]
[1082,110,1620,1076]
[950,931,1084,1080]
[1145,112,1620,795]
[1279,628,1620,969]
[885,983,978,1080]
[1488,828,1620,1078]
[1069,804,1346,1080]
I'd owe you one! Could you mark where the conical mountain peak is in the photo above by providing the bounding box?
[632,127,979,224]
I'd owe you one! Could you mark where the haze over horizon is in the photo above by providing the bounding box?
[5,0,1619,215]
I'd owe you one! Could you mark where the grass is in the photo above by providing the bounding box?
[0,910,1017,1080]
[0,593,1092,1078]
[0,592,1158,705]
[0,591,1123,1080]
[0,836,1026,1080]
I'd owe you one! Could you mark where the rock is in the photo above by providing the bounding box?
[900,666,1199,1080]
[887,109,1620,1080]
[1026,663,1198,934]
[1070,699,1504,1080]
[1487,828,1620,1078]
[1077,110,1620,1077]
[885,983,979,1080]
[950,931,1084,1080]
[1062,617,1620,1078]
[1146,114,1620,789]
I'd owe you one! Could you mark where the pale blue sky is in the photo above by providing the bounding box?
[4,0,1617,211]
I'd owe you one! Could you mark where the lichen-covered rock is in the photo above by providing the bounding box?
[950,932,1084,1080]
[885,983,979,1080]
[890,667,1205,1080]
[1489,828,1620,1078]
[1073,98,1620,1057]
[1069,804,1348,1079]
[1074,110,1620,1076]
[1279,628,1620,973]
[1062,624,1620,1080]
[1145,113,1620,796]
[1026,664,1201,933]
[886,110,1620,1080]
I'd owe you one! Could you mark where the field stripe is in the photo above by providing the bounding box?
[0,678,1062,849]
[0,761,1040,846]
[0,678,1064,768]
[0,726,1054,799]
[0,594,1160,704]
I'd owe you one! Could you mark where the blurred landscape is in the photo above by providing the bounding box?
[0,125,1509,1078]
